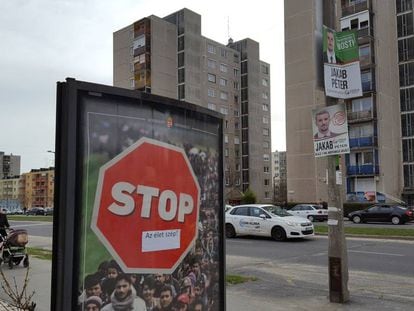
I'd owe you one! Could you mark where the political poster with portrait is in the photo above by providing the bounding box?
[323,26,362,99]
[312,103,350,157]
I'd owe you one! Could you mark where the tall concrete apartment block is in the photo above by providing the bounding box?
[0,151,21,179]
[397,0,414,204]
[285,0,402,203]
[113,8,272,203]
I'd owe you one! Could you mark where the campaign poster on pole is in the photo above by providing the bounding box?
[312,103,350,157]
[323,26,362,99]
[52,79,224,310]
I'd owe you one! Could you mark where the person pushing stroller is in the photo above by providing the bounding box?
[0,209,10,238]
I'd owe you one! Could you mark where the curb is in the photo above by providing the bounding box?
[315,232,414,240]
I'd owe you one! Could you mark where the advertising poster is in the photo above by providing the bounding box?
[52,79,224,311]
[312,103,350,157]
[323,26,362,99]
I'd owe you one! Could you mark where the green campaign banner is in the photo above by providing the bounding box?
[323,26,359,64]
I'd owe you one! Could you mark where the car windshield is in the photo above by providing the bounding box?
[313,205,323,209]
[262,205,292,217]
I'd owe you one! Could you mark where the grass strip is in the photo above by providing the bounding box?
[226,274,258,285]
[27,247,52,261]
[8,215,53,222]
[314,225,414,237]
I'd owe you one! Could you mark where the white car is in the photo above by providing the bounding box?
[225,204,314,241]
[288,204,328,222]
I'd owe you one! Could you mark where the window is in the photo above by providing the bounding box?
[264,179,270,186]
[399,63,414,87]
[262,78,268,86]
[349,124,373,138]
[361,71,373,91]
[178,52,184,67]
[403,139,414,162]
[231,207,249,216]
[208,43,216,54]
[225,177,230,186]
[233,81,239,89]
[263,141,269,148]
[130,78,135,88]
[397,0,413,13]
[234,95,239,104]
[262,92,269,99]
[404,164,414,188]
[262,103,269,111]
[241,76,248,88]
[234,137,240,145]
[178,84,185,100]
[233,68,239,77]
[263,116,269,124]
[208,89,216,97]
[133,54,146,64]
[178,36,184,51]
[178,68,185,83]
[261,64,269,74]
[398,37,414,62]
[220,48,228,58]
[208,73,216,83]
[234,110,239,117]
[264,167,270,173]
[208,59,216,69]
[235,177,241,185]
[402,113,414,136]
[400,87,414,112]
[351,97,372,112]
[235,122,239,129]
[220,107,228,115]
[220,78,227,86]
[133,35,145,49]
[220,92,228,100]
[241,89,248,101]
[397,12,414,37]
[263,128,269,136]
[225,148,229,157]
[241,61,248,74]
[224,135,228,143]
[236,164,240,171]
[220,64,228,73]
[263,154,270,161]
[208,103,216,110]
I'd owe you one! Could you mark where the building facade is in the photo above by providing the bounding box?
[272,151,287,203]
[285,0,401,203]
[22,167,54,209]
[0,175,21,210]
[397,0,414,204]
[0,152,20,179]
[113,8,272,202]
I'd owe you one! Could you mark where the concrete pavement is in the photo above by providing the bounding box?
[2,235,413,310]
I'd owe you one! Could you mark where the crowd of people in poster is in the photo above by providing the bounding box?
[78,109,222,311]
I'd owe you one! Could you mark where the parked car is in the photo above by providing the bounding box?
[44,207,54,216]
[224,204,233,213]
[26,207,46,216]
[348,204,414,225]
[288,204,328,222]
[225,204,314,241]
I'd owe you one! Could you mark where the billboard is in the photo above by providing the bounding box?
[323,26,362,99]
[312,103,350,157]
[52,79,225,311]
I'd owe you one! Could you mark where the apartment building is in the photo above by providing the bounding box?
[272,150,287,203]
[0,175,21,210]
[397,0,414,204]
[285,0,401,203]
[0,151,20,179]
[113,8,272,202]
[22,167,54,209]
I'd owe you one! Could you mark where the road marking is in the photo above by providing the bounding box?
[349,250,404,257]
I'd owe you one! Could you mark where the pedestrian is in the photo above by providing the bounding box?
[0,209,10,238]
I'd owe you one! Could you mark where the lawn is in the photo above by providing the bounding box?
[8,215,53,222]
[314,225,414,237]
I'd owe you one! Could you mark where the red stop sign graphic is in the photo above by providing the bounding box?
[91,137,200,273]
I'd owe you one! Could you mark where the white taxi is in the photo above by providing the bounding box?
[225,204,314,241]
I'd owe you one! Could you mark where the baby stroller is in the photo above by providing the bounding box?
[0,228,29,269]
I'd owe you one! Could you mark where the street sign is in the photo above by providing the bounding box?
[91,137,200,273]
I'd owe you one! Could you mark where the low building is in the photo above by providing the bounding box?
[23,167,54,209]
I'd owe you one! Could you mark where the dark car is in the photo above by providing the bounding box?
[26,207,46,216]
[348,204,414,225]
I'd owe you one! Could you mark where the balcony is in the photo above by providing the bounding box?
[362,79,375,93]
[347,110,374,123]
[347,164,379,176]
[349,136,377,148]
[341,0,371,17]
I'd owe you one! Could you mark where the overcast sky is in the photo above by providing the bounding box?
[0,0,285,173]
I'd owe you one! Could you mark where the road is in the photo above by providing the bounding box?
[9,220,53,237]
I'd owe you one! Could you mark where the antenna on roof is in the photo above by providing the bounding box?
[227,16,233,46]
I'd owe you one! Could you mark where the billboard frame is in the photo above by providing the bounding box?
[51,78,225,310]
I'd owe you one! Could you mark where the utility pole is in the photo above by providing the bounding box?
[324,0,349,303]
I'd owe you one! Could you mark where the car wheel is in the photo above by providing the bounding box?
[391,216,401,225]
[271,226,286,241]
[352,215,361,224]
[307,215,315,222]
[225,224,236,238]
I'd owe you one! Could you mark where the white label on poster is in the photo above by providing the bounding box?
[336,171,342,185]
[142,229,180,252]
[324,62,362,99]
